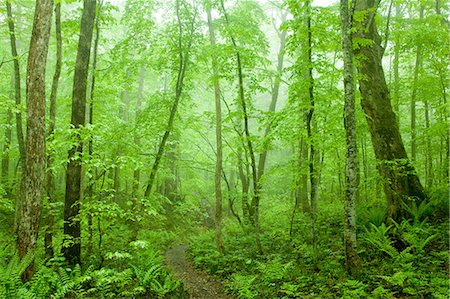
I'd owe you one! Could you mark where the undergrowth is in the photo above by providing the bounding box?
[0,239,186,298]
[189,197,449,298]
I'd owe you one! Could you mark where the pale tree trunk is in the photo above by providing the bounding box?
[144,0,194,197]
[340,0,360,275]
[17,0,53,281]
[410,5,424,161]
[63,0,96,267]
[220,0,263,255]
[354,0,426,224]
[206,3,225,254]
[44,2,62,260]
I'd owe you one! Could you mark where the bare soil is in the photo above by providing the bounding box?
[165,244,235,299]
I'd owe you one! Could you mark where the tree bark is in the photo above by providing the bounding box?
[45,2,62,260]
[63,0,96,267]
[393,4,401,115]
[304,0,319,248]
[144,0,194,197]
[354,0,426,223]
[257,11,287,181]
[206,3,225,254]
[129,67,145,241]
[86,0,101,256]
[340,0,360,275]
[17,0,53,281]
[410,5,424,161]
[220,0,263,255]
[6,0,25,165]
[2,96,13,187]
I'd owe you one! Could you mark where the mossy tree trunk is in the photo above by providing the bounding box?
[17,0,54,281]
[354,0,426,224]
[63,0,96,267]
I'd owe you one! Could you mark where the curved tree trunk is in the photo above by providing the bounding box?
[144,0,195,197]
[17,0,54,281]
[354,0,426,224]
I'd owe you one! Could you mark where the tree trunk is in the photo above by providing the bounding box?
[17,0,53,281]
[303,0,319,247]
[206,3,225,254]
[257,11,287,181]
[63,0,96,267]
[393,4,401,116]
[410,5,424,161]
[220,0,262,255]
[144,0,194,197]
[129,66,145,241]
[86,0,101,256]
[2,104,13,188]
[44,2,62,260]
[424,100,433,189]
[354,0,426,224]
[340,0,360,275]
[6,0,25,165]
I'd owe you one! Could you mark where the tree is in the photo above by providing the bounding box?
[410,4,424,162]
[17,0,54,281]
[44,0,62,260]
[220,0,263,255]
[5,0,25,165]
[144,0,196,197]
[340,0,360,274]
[206,0,225,254]
[63,0,96,267]
[354,0,426,223]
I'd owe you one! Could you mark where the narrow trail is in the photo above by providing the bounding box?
[165,244,235,299]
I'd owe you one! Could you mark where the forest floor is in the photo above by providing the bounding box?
[165,244,235,299]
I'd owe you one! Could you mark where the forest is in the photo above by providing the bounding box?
[0,0,448,298]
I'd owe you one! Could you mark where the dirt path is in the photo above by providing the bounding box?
[165,244,235,299]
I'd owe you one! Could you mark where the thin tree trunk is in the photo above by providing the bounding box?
[304,0,318,248]
[2,102,13,187]
[410,5,424,161]
[257,11,287,180]
[340,0,360,275]
[393,4,401,115]
[63,0,96,267]
[206,3,225,254]
[354,0,426,224]
[144,0,194,197]
[424,100,433,189]
[129,67,144,241]
[220,0,262,255]
[17,0,53,281]
[86,1,101,256]
[44,2,62,260]
[6,0,25,165]
[238,149,251,223]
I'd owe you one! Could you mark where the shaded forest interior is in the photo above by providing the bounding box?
[0,0,449,298]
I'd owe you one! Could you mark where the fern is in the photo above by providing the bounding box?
[365,223,398,258]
